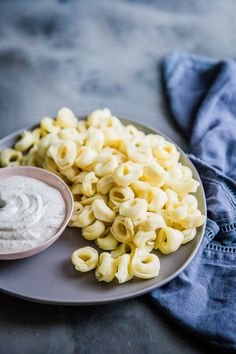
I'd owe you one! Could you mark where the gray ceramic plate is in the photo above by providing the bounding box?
[0,118,206,305]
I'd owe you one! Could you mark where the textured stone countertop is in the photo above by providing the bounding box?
[0,1,235,353]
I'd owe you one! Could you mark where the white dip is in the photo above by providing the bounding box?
[0,175,66,253]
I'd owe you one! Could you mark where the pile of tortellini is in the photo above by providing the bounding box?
[0,107,205,284]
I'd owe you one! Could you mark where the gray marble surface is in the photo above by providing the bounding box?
[0,0,235,353]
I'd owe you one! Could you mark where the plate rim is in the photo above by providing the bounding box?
[0,116,207,305]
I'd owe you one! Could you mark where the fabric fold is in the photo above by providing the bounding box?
[150,52,236,351]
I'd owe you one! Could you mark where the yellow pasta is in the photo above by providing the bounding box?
[77,120,87,134]
[133,230,156,252]
[80,194,108,206]
[71,247,98,272]
[40,117,60,135]
[124,124,145,141]
[169,178,200,196]
[15,131,35,152]
[111,242,135,259]
[182,228,197,244]
[142,163,168,187]
[69,205,95,228]
[155,227,184,254]
[0,148,22,167]
[79,171,98,197]
[144,133,166,148]
[153,141,180,167]
[75,146,97,170]
[96,230,119,251]
[87,108,111,128]
[95,252,117,282]
[35,133,59,165]
[92,199,116,223]
[56,107,78,128]
[111,216,134,243]
[101,127,123,148]
[96,147,125,164]
[114,161,143,186]
[69,202,84,224]
[48,140,77,169]
[21,145,38,166]
[115,254,133,284]
[59,165,80,182]
[85,127,104,152]
[131,249,160,279]
[179,210,206,229]
[32,127,44,145]
[97,175,115,195]
[119,198,147,221]
[166,203,188,223]
[126,138,153,164]
[42,156,60,176]
[100,116,124,131]
[109,186,134,209]
[58,128,85,145]
[138,212,166,231]
[94,156,118,177]
[165,188,179,208]
[139,186,168,212]
[71,182,83,200]
[82,220,105,240]
[2,107,206,284]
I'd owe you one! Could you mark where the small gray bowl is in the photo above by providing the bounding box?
[0,166,74,260]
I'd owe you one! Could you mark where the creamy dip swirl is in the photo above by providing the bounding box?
[0,176,66,253]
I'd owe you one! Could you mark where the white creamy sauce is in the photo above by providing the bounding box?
[0,176,66,253]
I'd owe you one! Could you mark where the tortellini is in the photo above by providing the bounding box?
[87,108,111,128]
[1,107,205,284]
[111,242,135,259]
[138,212,166,231]
[82,220,105,240]
[119,198,147,221]
[111,216,135,243]
[71,247,98,272]
[92,199,116,223]
[15,131,35,152]
[95,252,117,282]
[40,117,60,135]
[142,163,168,187]
[86,127,104,152]
[96,229,119,251]
[109,186,134,210]
[0,148,22,167]
[94,155,118,177]
[132,182,168,212]
[69,205,95,228]
[133,230,156,252]
[155,227,184,254]
[114,161,143,186]
[131,249,160,279]
[58,128,85,144]
[48,140,77,169]
[115,254,133,284]
[56,107,78,128]
[97,175,115,195]
[75,146,97,170]
[126,138,153,164]
[73,171,98,197]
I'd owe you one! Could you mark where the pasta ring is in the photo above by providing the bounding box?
[71,247,98,272]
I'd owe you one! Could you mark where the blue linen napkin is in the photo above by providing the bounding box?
[150,52,236,351]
